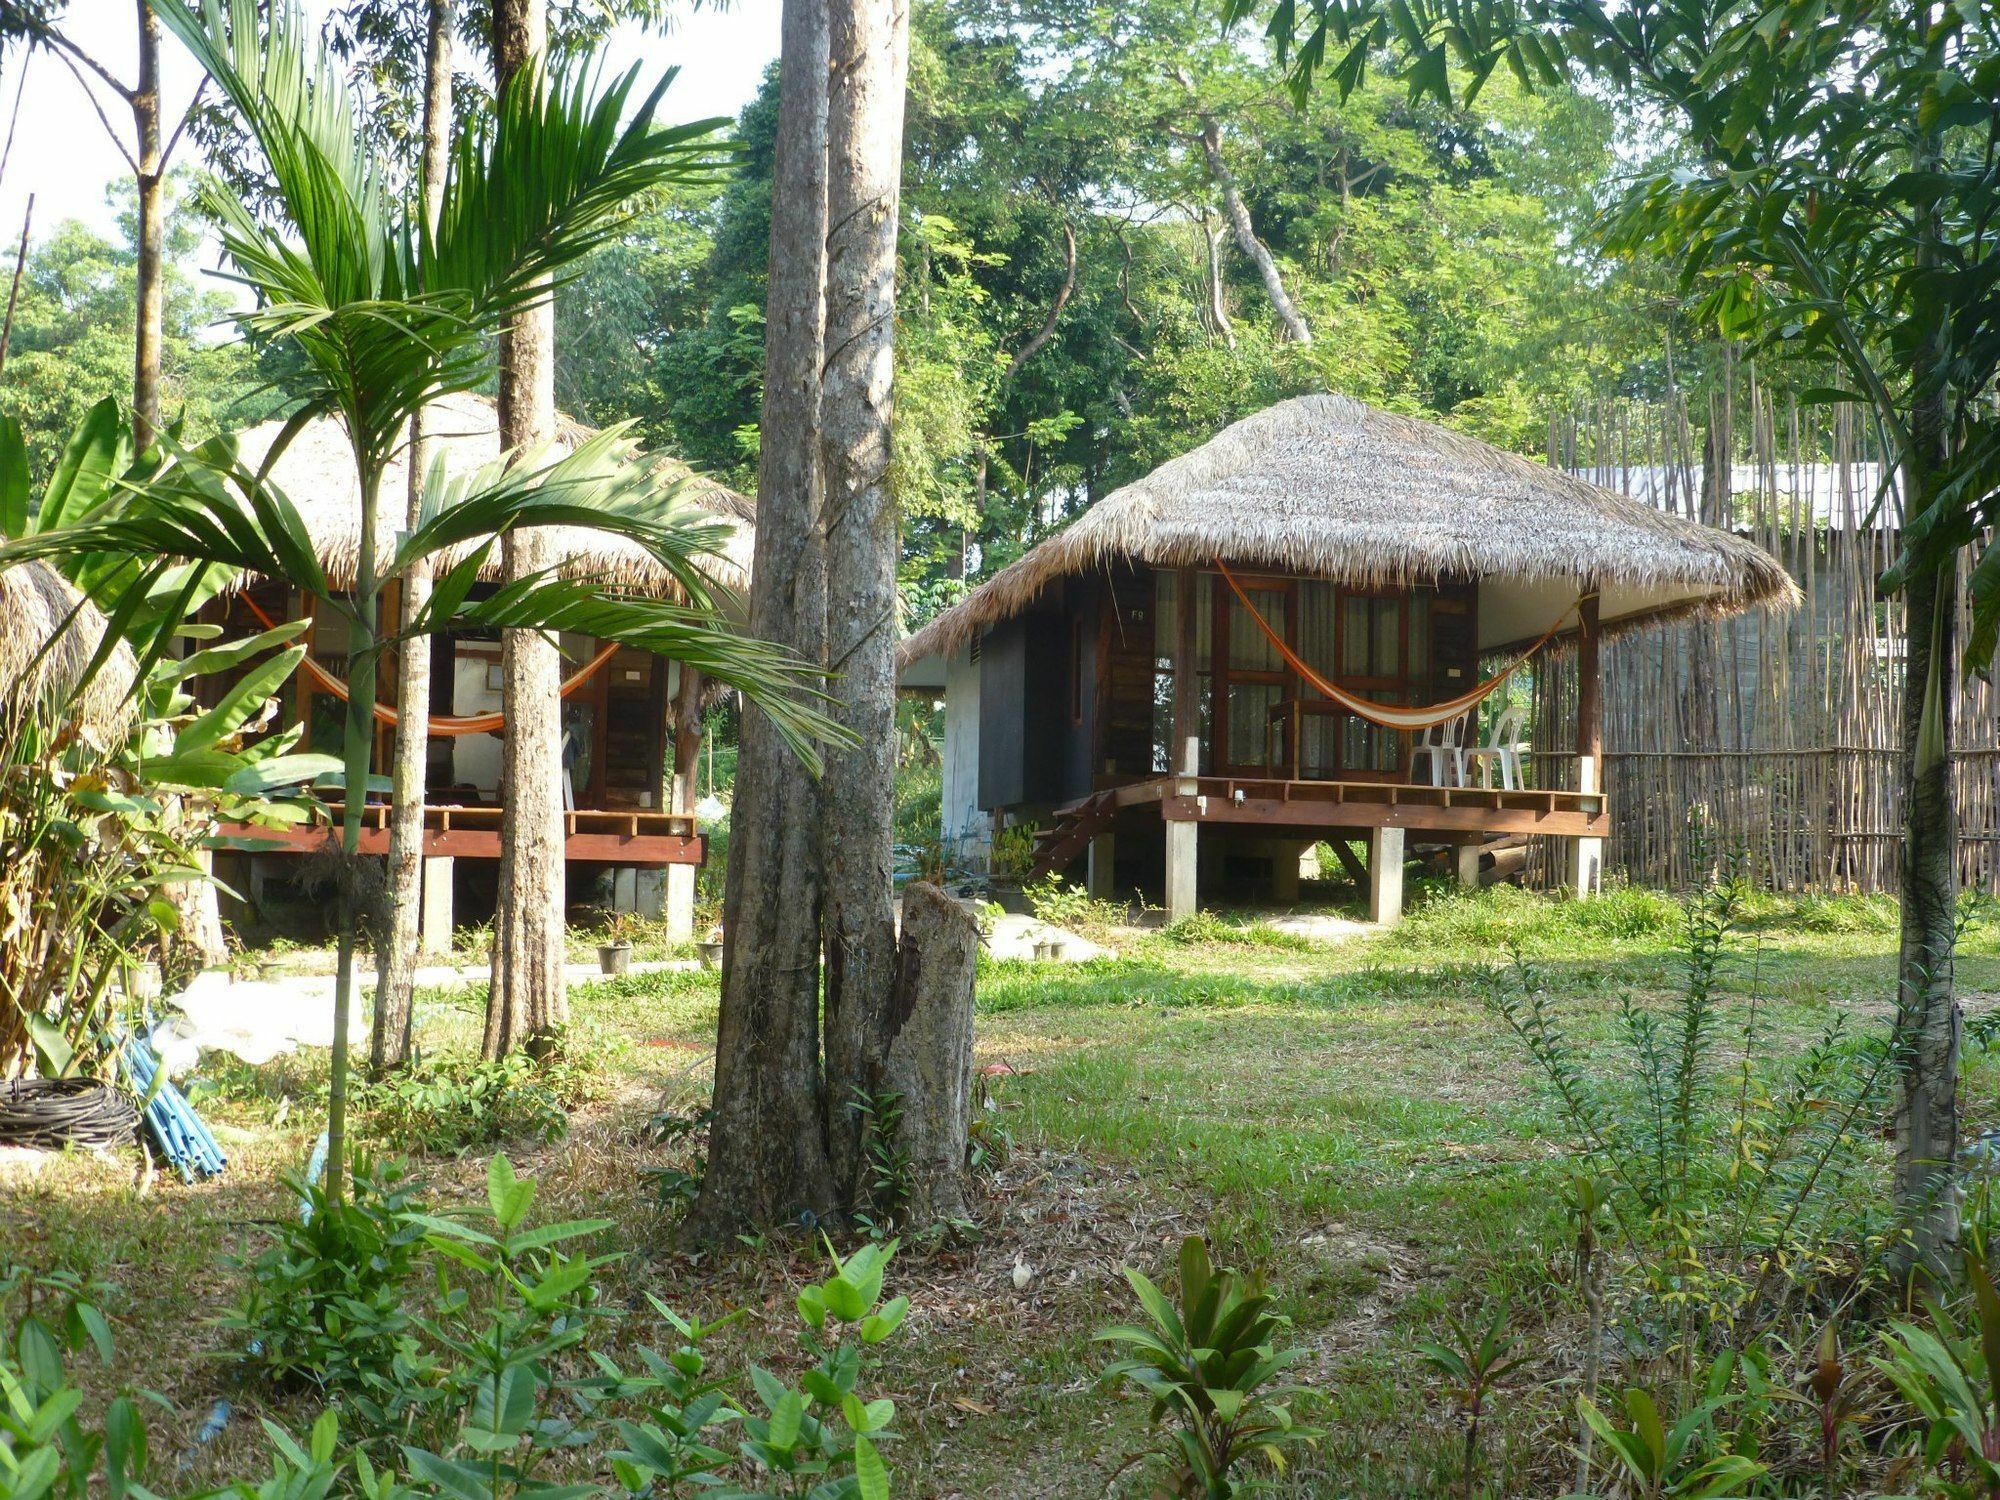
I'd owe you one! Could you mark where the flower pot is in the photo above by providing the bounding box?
[696,940,724,970]
[598,942,632,976]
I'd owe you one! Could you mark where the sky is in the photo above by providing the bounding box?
[0,1,781,256]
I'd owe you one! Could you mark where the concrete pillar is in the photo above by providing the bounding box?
[1572,591,1603,899]
[665,862,697,941]
[635,869,665,919]
[1454,841,1483,889]
[1270,842,1301,904]
[611,865,638,913]
[1368,825,1405,925]
[419,855,454,955]
[1166,818,1198,923]
[1087,832,1117,900]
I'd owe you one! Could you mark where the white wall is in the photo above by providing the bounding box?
[451,652,504,792]
[941,642,990,865]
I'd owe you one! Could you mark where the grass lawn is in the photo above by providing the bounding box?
[4,881,1997,1496]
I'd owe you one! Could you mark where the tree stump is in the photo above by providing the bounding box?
[883,881,979,1225]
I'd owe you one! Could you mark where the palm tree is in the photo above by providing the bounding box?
[0,0,836,1200]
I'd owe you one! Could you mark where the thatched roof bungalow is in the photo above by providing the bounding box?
[899,395,1796,922]
[0,558,137,745]
[208,394,746,924]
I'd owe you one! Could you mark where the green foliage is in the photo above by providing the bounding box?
[1096,1234,1321,1498]
[1488,877,1899,1355]
[849,1088,914,1236]
[643,1103,714,1211]
[1162,910,1311,951]
[1874,1249,2000,1495]
[1575,1384,1767,1499]
[1414,1300,1527,1496]
[350,1049,577,1155]
[1383,882,1684,956]
[987,822,1037,884]
[765,1238,907,1499]
[222,1156,441,1443]
[0,1265,141,1500]
[1023,876,1125,935]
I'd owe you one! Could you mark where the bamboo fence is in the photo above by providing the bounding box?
[1523,366,2000,893]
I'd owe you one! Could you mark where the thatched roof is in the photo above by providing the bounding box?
[0,559,138,743]
[230,392,754,600]
[900,394,1799,665]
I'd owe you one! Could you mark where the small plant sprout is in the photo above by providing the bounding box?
[1096,1235,1322,1499]
[1575,1386,1767,1500]
[1415,1299,1529,1498]
[1805,1322,1866,1499]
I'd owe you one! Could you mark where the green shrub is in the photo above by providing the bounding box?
[221,1155,441,1443]
[1024,875,1126,933]
[1097,1234,1321,1497]
[349,1050,576,1155]
[1383,882,1683,955]
[1162,910,1313,950]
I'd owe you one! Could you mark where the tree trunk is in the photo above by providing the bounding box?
[131,0,163,448]
[1197,114,1311,345]
[819,0,910,1203]
[1890,107,1960,1277]
[485,0,567,1060]
[375,0,454,1076]
[133,0,230,970]
[883,882,978,1225]
[688,0,836,1239]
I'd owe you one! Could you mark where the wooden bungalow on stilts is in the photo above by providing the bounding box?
[898,395,1797,922]
[204,393,750,945]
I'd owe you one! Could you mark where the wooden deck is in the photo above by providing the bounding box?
[1100,775,1607,839]
[215,801,704,867]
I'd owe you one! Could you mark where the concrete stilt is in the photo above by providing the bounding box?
[1454,841,1483,889]
[1368,826,1406,925]
[665,863,697,941]
[635,869,665,919]
[611,866,638,913]
[419,855,455,955]
[1165,818,1199,924]
[1270,842,1301,904]
[1087,833,1117,900]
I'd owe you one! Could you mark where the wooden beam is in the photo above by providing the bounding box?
[1161,794,1606,838]
[1329,839,1370,887]
[1171,568,1200,778]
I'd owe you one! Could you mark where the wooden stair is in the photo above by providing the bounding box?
[1028,791,1120,881]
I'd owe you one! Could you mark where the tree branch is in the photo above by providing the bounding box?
[1001,220,1076,383]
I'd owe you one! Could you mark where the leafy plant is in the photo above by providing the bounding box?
[0,1265,143,1500]
[1415,1300,1528,1498]
[1096,1235,1322,1498]
[644,1102,715,1211]
[850,1086,912,1235]
[1488,875,1899,1361]
[756,1237,907,1499]
[400,1154,618,1495]
[222,1155,439,1445]
[1575,1386,1767,1499]
[349,1049,576,1155]
[1024,876,1124,934]
[1874,1248,2000,1496]
[988,821,1037,884]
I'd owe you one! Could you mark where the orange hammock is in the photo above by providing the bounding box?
[1213,558,1582,732]
[242,594,621,738]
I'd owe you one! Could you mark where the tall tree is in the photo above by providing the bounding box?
[9,0,820,1206]
[690,0,837,1236]
[483,0,569,1061]
[1235,0,2000,1271]
[820,0,912,1197]
[2,0,226,963]
[373,0,454,1075]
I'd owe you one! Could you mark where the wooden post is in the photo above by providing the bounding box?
[1270,842,1300,904]
[666,665,704,940]
[1369,825,1405,924]
[1166,568,1201,921]
[1571,592,1604,897]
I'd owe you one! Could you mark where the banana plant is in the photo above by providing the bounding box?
[0,0,835,1202]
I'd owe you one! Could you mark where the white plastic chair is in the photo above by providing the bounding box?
[1463,705,1528,791]
[1409,715,1468,787]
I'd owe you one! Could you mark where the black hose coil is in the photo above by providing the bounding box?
[0,1078,140,1150]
